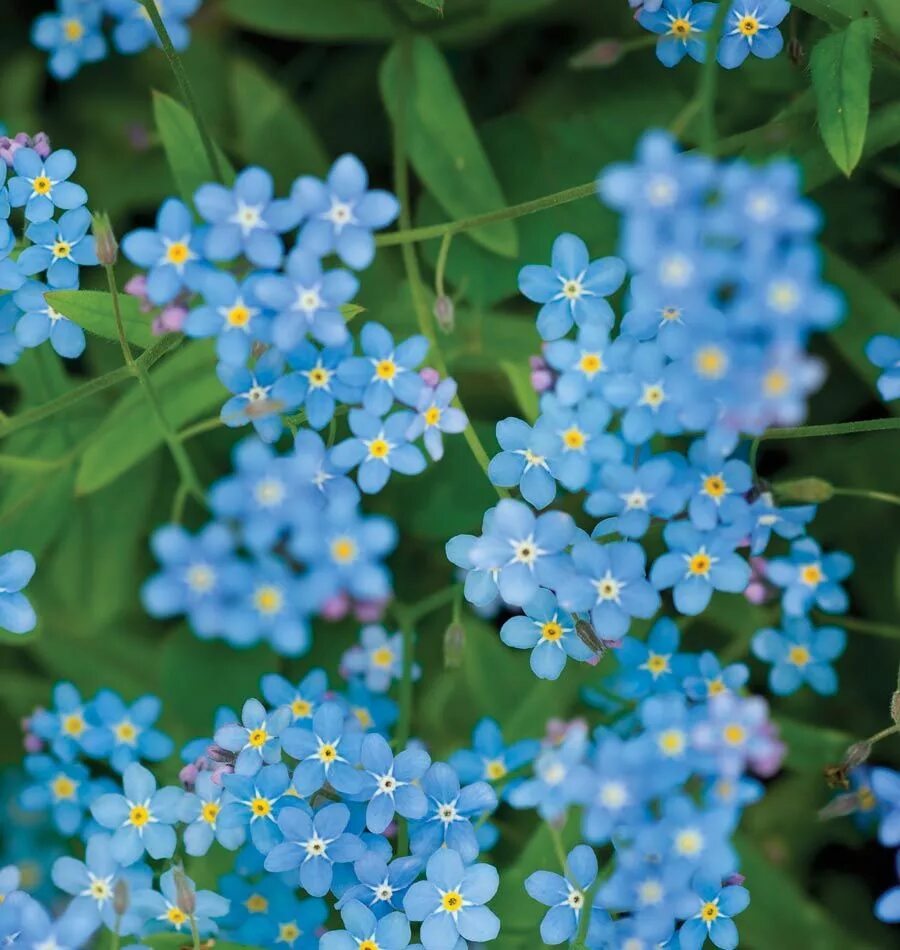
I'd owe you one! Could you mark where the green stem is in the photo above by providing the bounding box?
[178,415,223,442]
[698,2,731,152]
[817,613,900,640]
[138,0,223,183]
[830,486,900,507]
[866,722,900,745]
[547,822,571,877]
[434,232,453,297]
[189,915,201,950]
[406,583,462,624]
[394,601,416,856]
[760,417,900,441]
[109,918,121,950]
[391,35,506,498]
[572,878,600,950]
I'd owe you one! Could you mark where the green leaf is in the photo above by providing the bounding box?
[792,2,899,52]
[810,18,877,176]
[222,0,397,41]
[45,290,155,349]
[380,37,519,257]
[152,91,234,205]
[500,359,539,423]
[74,342,222,495]
[231,58,329,188]
[417,0,445,10]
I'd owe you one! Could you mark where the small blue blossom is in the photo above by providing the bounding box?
[875,850,900,923]
[32,0,107,80]
[337,852,422,918]
[683,651,749,701]
[525,844,598,944]
[507,726,594,820]
[133,868,229,936]
[587,456,686,538]
[765,537,853,616]
[677,872,750,949]
[283,701,364,797]
[178,771,245,856]
[20,756,95,837]
[866,334,900,401]
[637,693,698,787]
[13,279,86,359]
[747,491,816,555]
[30,682,92,761]
[605,342,684,444]
[342,680,398,735]
[214,698,292,776]
[281,339,362,431]
[581,732,653,843]
[357,733,430,834]
[261,669,329,724]
[488,417,558,509]
[219,764,292,855]
[871,768,900,848]
[9,893,98,950]
[535,397,617,493]
[449,718,540,790]
[0,549,37,634]
[8,147,87,223]
[342,625,416,693]
[106,0,200,53]
[406,378,468,461]
[717,0,790,69]
[185,271,271,366]
[639,0,719,67]
[330,409,427,494]
[80,691,173,773]
[685,442,752,531]
[611,617,693,699]
[543,324,629,406]
[18,206,98,287]
[751,617,846,695]
[218,350,305,443]
[321,899,411,950]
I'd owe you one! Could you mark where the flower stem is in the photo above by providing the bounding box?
[393,600,416,857]
[406,583,462,624]
[178,415,223,442]
[761,417,900,441]
[816,613,900,640]
[547,821,571,877]
[866,722,900,746]
[138,0,223,183]
[434,232,453,298]
[698,2,731,153]
[189,915,201,950]
[830,486,900,507]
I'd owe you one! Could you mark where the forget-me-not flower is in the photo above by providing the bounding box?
[80,690,173,773]
[330,409,427,494]
[32,0,107,80]
[283,701,364,797]
[13,278,86,359]
[765,537,853,616]
[717,0,790,69]
[525,844,598,945]
[8,147,87,223]
[214,698,292,776]
[751,617,846,696]
[219,763,292,854]
[18,206,98,287]
[0,549,37,635]
[358,733,430,834]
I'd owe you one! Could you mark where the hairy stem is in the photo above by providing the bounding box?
[698,2,731,152]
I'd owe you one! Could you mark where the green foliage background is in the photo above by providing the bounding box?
[1,1,899,946]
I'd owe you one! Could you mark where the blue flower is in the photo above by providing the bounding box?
[195,166,301,268]
[655,795,738,875]
[9,892,98,950]
[32,0,107,80]
[106,0,200,53]
[692,694,782,777]
[639,0,719,67]
[80,691,173,773]
[677,873,749,949]
[264,803,365,896]
[535,397,618,493]
[650,523,750,615]
[403,848,500,949]
[449,718,540,790]
[337,852,422,919]
[18,207,98,287]
[219,763,292,854]
[507,727,593,820]
[283,701,364,797]
[747,491,816,556]
[358,733,430,834]
[525,844,598,945]
[685,442,752,531]
[20,756,95,837]
[337,322,427,416]
[256,246,357,350]
[218,350,305,443]
[13,279,85,359]
[8,147,87,223]
[133,868,229,936]
[342,625,415,693]
[488,417,557,509]
[409,763,497,863]
[637,693,698,786]
[185,271,272,366]
[581,732,653,843]
[0,549,36,634]
[765,537,853,616]
[218,875,326,948]
[587,456,685,538]
[611,617,692,699]
[717,0,789,69]
[293,154,400,270]
[342,680,398,735]
[751,617,846,695]
[262,669,329,724]
[121,197,208,305]
[215,698,293,776]
[321,899,411,950]
[518,232,625,340]
[178,771,245,856]
[29,682,92,761]
[406,377,468,461]
[330,409,427,494]
[0,297,23,366]
[543,324,629,406]
[683,651,749,701]
[875,850,900,923]
[866,334,900,401]
[278,339,360,430]
[90,763,183,866]
[871,768,900,847]
[605,342,683,444]
[51,832,152,934]
[500,588,593,680]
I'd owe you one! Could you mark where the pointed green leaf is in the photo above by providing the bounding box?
[45,290,155,349]
[810,18,877,176]
[380,37,519,257]
[417,0,445,11]
[222,0,397,40]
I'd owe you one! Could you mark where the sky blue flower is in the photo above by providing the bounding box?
[765,537,853,616]
[8,147,87,223]
[488,417,558,509]
[29,682,92,761]
[342,680,399,735]
[337,322,427,416]
[557,539,660,640]
[337,853,422,919]
[32,0,107,80]
[543,324,629,406]
[321,899,411,950]
[185,271,272,366]
[218,349,305,443]
[468,499,575,608]
[11,892,99,950]
[677,873,750,949]
[653,795,738,876]
[133,868,229,936]
[341,625,415,693]
[293,154,400,270]
[409,763,497,864]
[650,522,750,616]
[280,339,361,431]
[195,166,301,268]
[747,491,816,556]
[518,232,626,340]
[178,771,245,856]
[611,617,693,699]
[256,246,357,350]
[683,651,749,701]
[51,832,152,935]
[875,850,900,924]
[80,690,173,773]
[866,334,900,401]
[219,874,327,948]
[637,693,698,787]
[692,694,782,778]
[587,456,685,538]
[685,442,752,531]
[449,718,540,790]
[330,409,426,494]
[215,698,293,776]
[18,206,97,287]
[219,763,292,854]
[358,733,430,834]
[507,727,593,820]
[264,803,365,896]
[121,196,207,305]
[500,587,593,680]
[406,377,468,461]
[581,732,653,843]
[13,278,85,359]
[717,0,789,69]
[605,341,684,445]
[20,756,95,837]
[262,669,329,724]
[751,617,846,695]
[535,397,617,493]
[639,0,718,67]
[90,763,183,866]
[403,848,500,949]
[0,297,23,365]
[0,549,36,634]
[283,701,364,797]
[871,768,900,847]
[525,844,597,945]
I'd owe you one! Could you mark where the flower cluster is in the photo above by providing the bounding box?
[32,0,204,80]
[0,132,97,361]
[634,0,791,69]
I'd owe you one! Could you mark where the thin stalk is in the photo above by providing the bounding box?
[866,723,900,746]
[435,232,453,297]
[406,584,462,624]
[189,915,201,950]
[831,486,900,507]
[178,415,223,442]
[547,822,571,878]
[760,417,900,441]
[572,879,600,950]
[394,601,416,856]
[817,613,900,641]
[138,0,223,182]
[698,2,732,152]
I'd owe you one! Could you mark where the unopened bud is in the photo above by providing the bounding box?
[443,622,465,669]
[574,618,607,656]
[842,740,872,769]
[818,792,863,821]
[92,212,118,267]
[891,691,900,725]
[419,366,441,388]
[173,866,196,915]
[773,477,833,503]
[570,39,624,70]
[113,878,130,916]
[433,295,454,333]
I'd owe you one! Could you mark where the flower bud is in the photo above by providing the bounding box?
[842,740,872,769]
[891,691,900,725]
[419,366,441,389]
[433,295,454,333]
[443,622,466,669]
[818,792,863,821]
[113,878,130,916]
[569,39,624,70]
[173,866,196,916]
[92,212,118,267]
[773,477,833,503]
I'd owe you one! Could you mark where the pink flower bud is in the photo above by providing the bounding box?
[354,597,388,623]
[321,593,350,621]
[419,367,441,388]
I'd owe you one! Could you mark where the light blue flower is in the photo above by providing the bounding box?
[717,0,790,69]
[543,323,629,406]
[178,772,245,856]
[280,339,363,430]
[587,456,685,538]
[80,691,173,773]
[866,334,900,401]
[535,396,619,493]
[106,0,201,54]
[218,350,305,443]
[20,756,95,837]
[32,0,107,80]
[11,892,99,950]
[871,768,900,848]
[293,154,400,270]
[639,0,718,67]
[506,726,593,820]
[214,698,292,776]
[283,701,364,797]
[185,271,272,366]
[342,625,416,693]
[747,491,816,556]
[685,442,752,531]
[611,617,693,699]
[449,718,540,791]
[406,377,468,461]
[29,682,93,761]
[765,537,853,616]
[8,147,87,223]
[683,650,749,701]
[403,848,500,949]
[677,872,749,949]
[330,409,426,494]
[0,549,36,635]
[875,850,900,923]
[488,417,558,509]
[219,763,292,854]
[13,278,85,359]
[133,868,229,936]
[261,669,329,724]
[337,853,423,919]
[90,763,183,866]
[751,617,846,695]
[525,844,597,944]
[18,206,98,287]
[357,733,430,834]
[195,166,301,268]
[605,341,683,445]
[581,732,653,843]
[321,899,411,950]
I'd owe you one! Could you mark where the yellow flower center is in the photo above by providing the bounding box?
[424,405,442,427]
[317,744,337,763]
[245,894,268,913]
[703,475,727,498]
[248,728,269,749]
[763,369,789,396]
[331,536,358,564]
[708,678,727,696]
[167,907,187,926]
[645,653,669,675]
[723,723,746,746]
[89,879,112,900]
[278,923,301,944]
[358,942,378,950]
[800,563,823,586]
[129,804,150,827]
[251,797,271,817]
[701,900,719,922]
[562,427,586,450]
[52,240,72,259]
[695,346,727,379]
[441,890,463,912]
[291,698,312,719]
[63,18,84,41]
[226,304,252,327]
[354,707,374,729]
[579,352,603,376]
[308,367,330,388]
[688,553,712,576]
[201,801,220,824]
[375,359,396,381]
[676,829,703,855]
[32,175,52,195]
[372,646,394,668]
[788,645,811,667]
[62,713,86,737]
[562,279,582,300]
[670,17,692,37]
[114,720,138,744]
[165,241,190,265]
[541,620,563,641]
[368,438,390,459]
[254,585,283,615]
[641,384,665,407]
[658,729,685,756]
[738,15,759,36]
[485,759,507,780]
[51,775,77,801]
[858,786,876,812]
